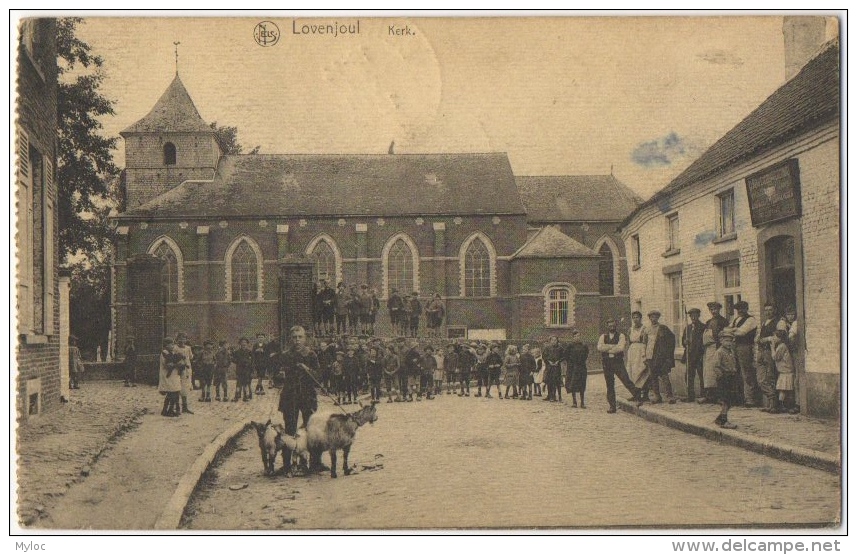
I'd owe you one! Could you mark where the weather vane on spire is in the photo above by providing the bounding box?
[173,41,181,75]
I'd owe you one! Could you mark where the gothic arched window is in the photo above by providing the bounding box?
[464,238,492,297]
[153,243,179,302]
[230,239,259,301]
[599,242,616,296]
[387,238,415,297]
[163,142,176,166]
[311,239,337,283]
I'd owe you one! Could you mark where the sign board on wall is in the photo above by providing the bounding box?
[745,159,802,227]
[467,328,507,341]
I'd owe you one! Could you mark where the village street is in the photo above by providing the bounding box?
[183,377,840,530]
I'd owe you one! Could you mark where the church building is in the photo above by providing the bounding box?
[110,73,641,371]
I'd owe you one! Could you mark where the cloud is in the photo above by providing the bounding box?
[696,49,745,67]
[631,132,689,168]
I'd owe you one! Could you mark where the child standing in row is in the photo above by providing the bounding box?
[159,338,183,417]
[213,340,231,401]
[232,337,253,402]
[197,340,216,402]
[772,330,799,414]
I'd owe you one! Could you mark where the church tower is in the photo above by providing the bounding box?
[120,74,222,209]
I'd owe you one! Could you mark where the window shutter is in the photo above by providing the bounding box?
[43,157,55,334]
[16,128,33,333]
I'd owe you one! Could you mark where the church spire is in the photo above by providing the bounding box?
[173,41,180,75]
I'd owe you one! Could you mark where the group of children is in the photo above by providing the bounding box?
[313,335,564,406]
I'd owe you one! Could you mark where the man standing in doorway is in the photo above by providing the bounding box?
[597,320,640,413]
[681,308,706,402]
[729,300,760,407]
[756,303,780,412]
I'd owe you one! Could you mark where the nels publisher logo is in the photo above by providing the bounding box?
[253,21,280,47]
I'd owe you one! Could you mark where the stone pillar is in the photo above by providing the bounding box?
[278,256,316,346]
[355,223,368,286]
[59,271,71,401]
[127,254,165,385]
[196,226,210,340]
[433,222,447,296]
[277,224,290,258]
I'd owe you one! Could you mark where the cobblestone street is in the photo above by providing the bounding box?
[183,376,841,530]
[17,381,278,529]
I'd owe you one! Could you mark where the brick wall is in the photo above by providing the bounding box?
[123,133,220,208]
[16,18,61,419]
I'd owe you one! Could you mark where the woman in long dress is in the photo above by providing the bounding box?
[627,311,647,388]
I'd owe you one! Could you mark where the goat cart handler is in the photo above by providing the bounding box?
[276,325,324,475]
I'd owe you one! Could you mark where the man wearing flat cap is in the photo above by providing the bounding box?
[681,308,706,402]
[639,310,676,405]
[729,300,760,407]
[700,301,729,403]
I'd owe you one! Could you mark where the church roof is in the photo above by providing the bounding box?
[622,38,840,227]
[121,74,212,135]
[121,153,526,218]
[512,225,600,259]
[515,175,643,222]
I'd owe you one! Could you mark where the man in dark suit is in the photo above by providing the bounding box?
[641,310,676,405]
[681,308,706,402]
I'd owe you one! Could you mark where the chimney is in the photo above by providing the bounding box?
[783,16,830,81]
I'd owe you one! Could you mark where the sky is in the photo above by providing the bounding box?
[72,15,794,201]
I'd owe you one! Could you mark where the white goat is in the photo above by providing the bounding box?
[305,402,378,478]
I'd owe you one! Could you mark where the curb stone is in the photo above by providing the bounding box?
[616,399,840,474]
[154,420,252,530]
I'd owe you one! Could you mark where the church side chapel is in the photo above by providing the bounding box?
[111,71,640,375]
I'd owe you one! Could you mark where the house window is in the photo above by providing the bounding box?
[16,128,54,335]
[598,243,615,296]
[631,234,641,268]
[666,214,680,253]
[463,238,491,297]
[666,272,683,338]
[163,142,177,166]
[718,189,736,237]
[720,261,742,318]
[153,242,180,303]
[387,238,415,297]
[310,239,337,283]
[545,284,575,327]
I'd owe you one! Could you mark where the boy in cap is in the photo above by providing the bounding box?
[231,337,254,402]
[213,340,231,401]
[408,292,422,338]
[458,342,476,396]
[712,329,739,429]
[197,339,217,402]
[69,335,84,390]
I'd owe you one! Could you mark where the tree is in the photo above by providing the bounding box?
[56,17,118,264]
[210,121,261,155]
[56,17,118,356]
[67,255,112,360]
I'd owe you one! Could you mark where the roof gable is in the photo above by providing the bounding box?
[516,175,642,222]
[122,152,526,218]
[512,225,600,258]
[121,74,212,135]
[624,39,840,226]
